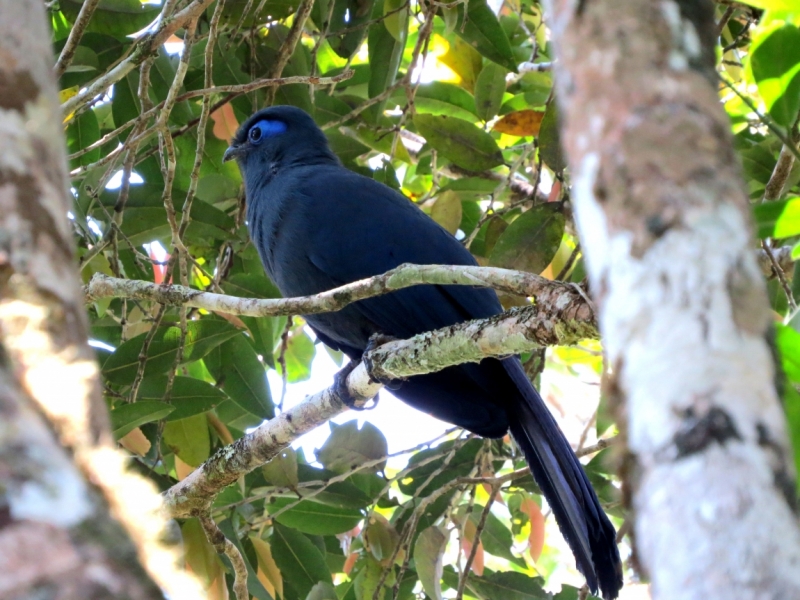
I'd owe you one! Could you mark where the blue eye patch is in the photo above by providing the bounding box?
[248,119,287,144]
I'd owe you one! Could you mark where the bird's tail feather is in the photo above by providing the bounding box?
[503,359,622,600]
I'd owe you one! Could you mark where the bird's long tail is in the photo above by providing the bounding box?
[503,359,622,600]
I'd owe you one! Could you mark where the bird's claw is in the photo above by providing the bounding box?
[333,360,379,410]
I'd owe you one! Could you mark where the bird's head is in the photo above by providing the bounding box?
[222,105,337,174]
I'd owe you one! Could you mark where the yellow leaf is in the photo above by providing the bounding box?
[118,427,151,456]
[493,110,544,137]
[250,536,283,600]
[520,497,546,562]
[59,86,79,123]
[175,454,194,480]
[431,191,463,234]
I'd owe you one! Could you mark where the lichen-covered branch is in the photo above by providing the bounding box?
[164,362,379,517]
[86,263,594,319]
[164,292,597,518]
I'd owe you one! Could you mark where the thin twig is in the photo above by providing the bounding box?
[54,0,102,78]
[199,515,249,600]
[456,486,498,600]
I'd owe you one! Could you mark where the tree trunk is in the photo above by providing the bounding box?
[0,1,201,597]
[542,0,800,598]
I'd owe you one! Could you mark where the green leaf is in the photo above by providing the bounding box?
[205,335,274,420]
[489,205,566,274]
[469,571,550,600]
[222,272,282,300]
[112,72,141,133]
[364,513,400,563]
[66,108,100,167]
[137,376,228,421]
[270,523,333,600]
[398,439,483,495]
[163,413,210,467]
[413,526,447,600]
[110,401,175,439]
[413,114,504,172]
[59,0,161,38]
[740,142,778,186]
[753,197,800,239]
[398,82,478,121]
[295,464,375,508]
[182,518,222,586]
[322,0,376,59]
[468,506,526,567]
[354,555,385,600]
[327,130,371,165]
[282,329,317,383]
[454,0,518,72]
[382,0,408,42]
[102,321,240,384]
[366,0,408,122]
[474,63,507,122]
[750,24,800,128]
[777,323,800,384]
[440,177,499,196]
[738,0,800,11]
[267,498,364,535]
[316,420,388,474]
[442,568,549,600]
[306,582,338,600]
[538,101,566,172]
[431,191,463,234]
[262,447,300,489]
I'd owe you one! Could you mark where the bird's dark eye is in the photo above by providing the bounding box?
[248,120,287,145]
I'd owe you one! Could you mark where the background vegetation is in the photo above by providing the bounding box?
[48,0,800,598]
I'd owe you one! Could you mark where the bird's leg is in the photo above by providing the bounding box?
[332,360,381,411]
[332,359,363,410]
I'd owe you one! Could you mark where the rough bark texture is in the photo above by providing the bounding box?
[543,0,800,598]
[0,1,202,597]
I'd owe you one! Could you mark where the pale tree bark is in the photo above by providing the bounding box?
[0,1,203,597]
[542,0,800,598]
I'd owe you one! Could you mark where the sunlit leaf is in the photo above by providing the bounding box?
[753,197,800,239]
[750,24,800,128]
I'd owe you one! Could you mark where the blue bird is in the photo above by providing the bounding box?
[224,105,623,599]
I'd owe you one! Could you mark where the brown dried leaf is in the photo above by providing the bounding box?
[493,110,544,136]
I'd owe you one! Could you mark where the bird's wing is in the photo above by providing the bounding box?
[298,169,503,339]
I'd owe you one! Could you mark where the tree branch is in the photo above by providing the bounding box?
[61,0,217,117]
[86,262,593,317]
[53,0,102,78]
[164,292,597,518]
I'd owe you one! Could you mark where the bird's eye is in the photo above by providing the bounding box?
[247,120,287,145]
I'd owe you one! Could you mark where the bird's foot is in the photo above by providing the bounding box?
[332,360,379,411]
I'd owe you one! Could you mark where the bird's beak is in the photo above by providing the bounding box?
[222,144,242,163]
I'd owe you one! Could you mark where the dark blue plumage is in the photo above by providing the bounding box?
[224,105,623,599]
